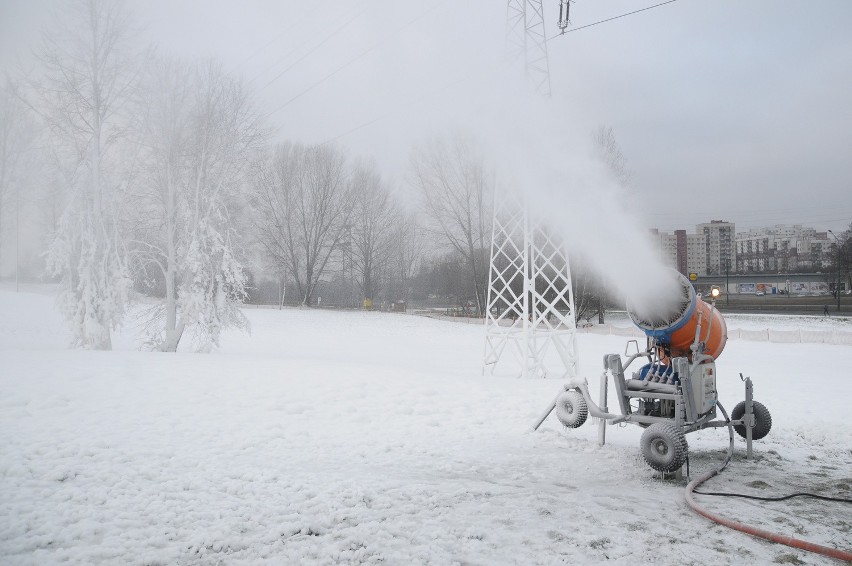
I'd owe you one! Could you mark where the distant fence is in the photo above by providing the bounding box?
[414,312,484,325]
[411,311,852,346]
[578,324,852,346]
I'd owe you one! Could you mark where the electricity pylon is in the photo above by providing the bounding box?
[483,1,578,379]
[505,0,552,97]
[483,187,579,379]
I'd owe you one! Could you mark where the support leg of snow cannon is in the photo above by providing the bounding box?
[567,379,621,421]
[531,385,570,431]
[745,377,754,460]
[532,379,622,431]
[598,372,608,446]
[674,394,685,480]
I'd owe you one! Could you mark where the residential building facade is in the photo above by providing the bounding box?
[735,224,831,274]
[650,221,734,277]
[697,221,736,275]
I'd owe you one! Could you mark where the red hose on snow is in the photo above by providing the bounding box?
[685,402,852,562]
[686,470,852,562]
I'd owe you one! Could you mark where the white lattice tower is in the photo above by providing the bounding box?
[506,0,552,97]
[483,186,578,379]
[485,1,577,378]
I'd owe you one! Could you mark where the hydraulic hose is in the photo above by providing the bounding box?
[684,402,852,562]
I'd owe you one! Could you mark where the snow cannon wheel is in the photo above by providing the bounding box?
[731,401,772,440]
[555,390,588,428]
[640,423,688,473]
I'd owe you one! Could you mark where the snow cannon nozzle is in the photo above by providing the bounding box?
[626,268,728,359]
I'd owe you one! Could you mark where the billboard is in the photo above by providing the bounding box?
[810,281,830,295]
[756,283,777,295]
[739,281,830,295]
[791,282,809,294]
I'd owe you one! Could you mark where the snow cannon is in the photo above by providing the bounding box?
[627,269,727,359]
[535,268,772,476]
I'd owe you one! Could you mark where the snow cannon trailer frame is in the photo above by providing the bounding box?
[535,278,772,474]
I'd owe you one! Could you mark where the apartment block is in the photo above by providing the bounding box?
[650,221,735,277]
[697,221,736,275]
[650,229,678,268]
[736,224,831,273]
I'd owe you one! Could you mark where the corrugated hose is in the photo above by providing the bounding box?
[684,401,852,562]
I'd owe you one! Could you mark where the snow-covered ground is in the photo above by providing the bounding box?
[1,289,850,565]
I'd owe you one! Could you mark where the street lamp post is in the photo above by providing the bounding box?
[725,259,730,306]
[828,230,842,312]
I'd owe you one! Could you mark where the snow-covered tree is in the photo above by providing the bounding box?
[251,143,354,306]
[132,57,266,352]
[409,136,492,314]
[383,211,425,303]
[34,0,138,349]
[592,125,631,186]
[584,125,631,322]
[349,162,398,304]
[0,79,35,277]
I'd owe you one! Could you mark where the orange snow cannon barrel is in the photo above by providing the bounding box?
[627,269,727,359]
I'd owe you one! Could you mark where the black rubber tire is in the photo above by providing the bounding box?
[640,423,688,473]
[555,390,588,428]
[731,401,772,440]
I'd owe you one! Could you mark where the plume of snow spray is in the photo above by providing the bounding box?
[477,93,680,315]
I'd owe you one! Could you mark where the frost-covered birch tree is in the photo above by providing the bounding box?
[34,0,137,349]
[251,143,353,306]
[132,58,266,351]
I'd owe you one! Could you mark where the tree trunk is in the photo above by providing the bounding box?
[363,269,373,302]
[161,168,183,352]
[160,261,184,351]
[90,103,112,351]
[161,319,185,352]
[467,242,483,316]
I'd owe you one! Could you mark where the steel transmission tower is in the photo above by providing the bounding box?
[483,1,578,379]
[505,0,552,97]
[483,187,579,379]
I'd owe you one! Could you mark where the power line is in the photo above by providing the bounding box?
[264,1,687,154]
[267,45,377,117]
[265,23,497,152]
[318,75,479,147]
[255,5,372,94]
[320,116,387,147]
[273,51,501,151]
[264,0,448,120]
[310,56,506,149]
[228,16,309,76]
[549,0,681,40]
[223,3,372,84]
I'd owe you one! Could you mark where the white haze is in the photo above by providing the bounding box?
[504,109,683,314]
[438,61,683,314]
[4,0,850,229]
[2,0,849,303]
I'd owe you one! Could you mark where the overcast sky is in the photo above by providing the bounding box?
[2,0,851,233]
